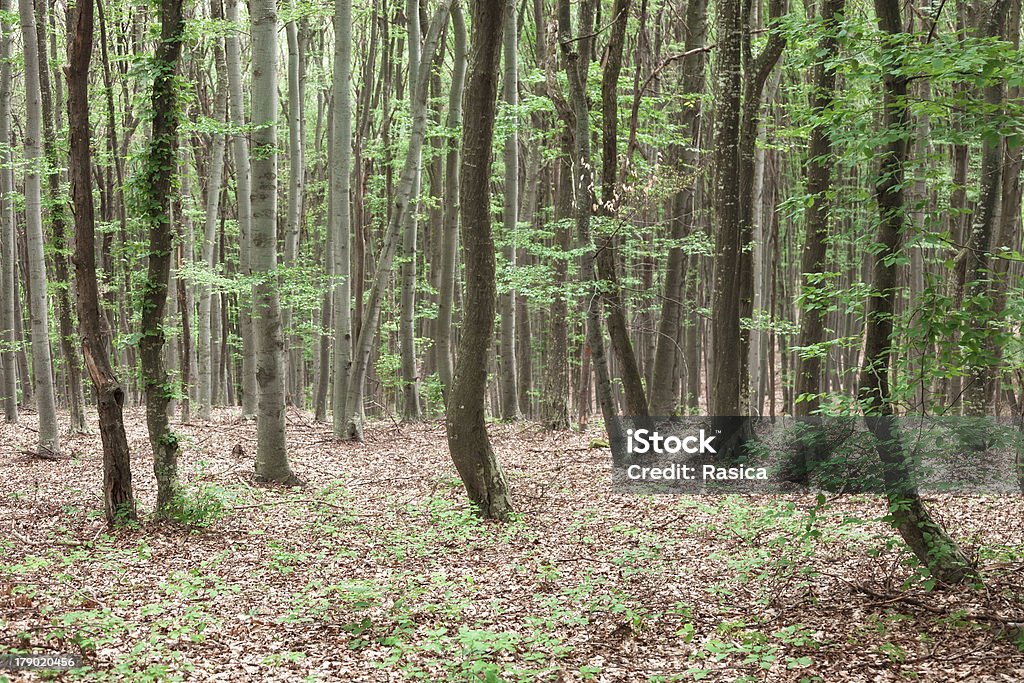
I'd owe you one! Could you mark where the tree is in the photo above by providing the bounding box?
[250,0,298,484]
[139,0,184,514]
[446,0,513,521]
[398,0,423,420]
[0,0,16,424]
[331,0,353,436]
[859,0,975,585]
[67,0,136,525]
[342,0,453,441]
[435,2,467,395]
[498,0,520,421]
[648,0,707,416]
[558,0,618,438]
[226,0,257,419]
[17,0,60,459]
[709,0,746,454]
[198,0,228,421]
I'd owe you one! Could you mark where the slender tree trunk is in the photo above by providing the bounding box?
[497,0,520,420]
[436,1,467,395]
[198,6,227,421]
[35,0,87,433]
[139,0,184,514]
[250,0,297,484]
[343,0,453,440]
[446,0,513,521]
[398,0,423,420]
[331,0,354,435]
[17,0,60,458]
[597,0,648,419]
[649,0,706,415]
[226,0,257,418]
[282,9,304,407]
[558,0,617,439]
[68,0,135,524]
[860,0,975,585]
[0,0,17,424]
[543,147,573,430]
[708,0,746,455]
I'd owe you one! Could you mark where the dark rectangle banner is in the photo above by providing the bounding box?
[610,416,1024,495]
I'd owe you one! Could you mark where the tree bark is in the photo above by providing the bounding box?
[250,0,297,484]
[198,2,227,421]
[860,0,976,585]
[139,0,184,513]
[331,0,354,434]
[436,1,467,396]
[34,0,87,433]
[225,0,257,418]
[67,0,136,525]
[343,0,453,440]
[0,0,17,424]
[446,0,513,521]
[649,0,707,415]
[399,0,423,420]
[497,0,520,420]
[17,0,60,458]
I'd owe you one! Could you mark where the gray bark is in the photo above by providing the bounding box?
[18,0,60,457]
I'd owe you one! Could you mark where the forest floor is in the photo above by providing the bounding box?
[1,408,1024,682]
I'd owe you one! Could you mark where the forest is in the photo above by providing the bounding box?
[2,0,1024,678]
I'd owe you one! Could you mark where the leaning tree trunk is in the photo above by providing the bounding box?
[198,9,227,421]
[860,0,976,585]
[225,0,257,418]
[343,0,453,440]
[331,0,354,435]
[250,0,297,485]
[435,1,467,395]
[17,0,60,459]
[67,0,136,525]
[446,0,513,521]
[0,0,17,424]
[140,0,184,515]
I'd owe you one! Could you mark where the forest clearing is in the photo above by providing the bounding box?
[3,409,1024,682]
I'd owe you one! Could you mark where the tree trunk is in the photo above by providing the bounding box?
[17,0,60,458]
[139,0,184,514]
[67,0,136,525]
[709,0,745,453]
[860,0,975,585]
[226,0,257,418]
[543,146,573,430]
[198,5,227,421]
[597,0,648,419]
[0,0,17,424]
[282,9,304,407]
[331,0,354,434]
[559,0,618,438]
[446,0,513,521]
[435,1,467,395]
[250,0,297,484]
[343,0,453,440]
[398,0,423,420]
[34,0,87,433]
[498,0,520,420]
[648,0,706,415]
